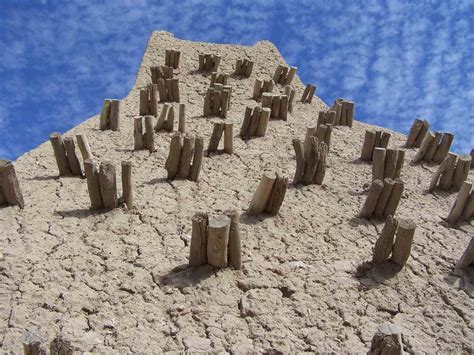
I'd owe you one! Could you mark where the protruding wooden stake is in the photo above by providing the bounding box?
[384,149,398,179]
[413,119,430,148]
[189,136,204,182]
[63,137,82,177]
[109,99,120,131]
[383,180,404,217]
[0,160,25,209]
[177,135,195,179]
[224,122,234,154]
[432,132,454,163]
[393,150,405,179]
[50,133,72,176]
[412,131,435,164]
[189,212,209,266]
[461,190,474,221]
[446,181,472,225]
[99,161,118,209]
[391,219,416,267]
[226,209,242,270]
[84,159,103,210]
[121,161,133,209]
[178,103,186,133]
[452,155,471,191]
[256,108,271,137]
[76,134,93,162]
[144,115,155,153]
[265,173,288,215]
[207,122,224,153]
[439,152,458,190]
[405,118,423,147]
[248,171,277,215]
[373,216,399,264]
[207,215,230,268]
[165,133,182,180]
[292,139,305,185]
[361,130,376,161]
[134,117,144,150]
[423,131,442,163]
[360,180,384,218]
[99,99,111,130]
[372,148,386,181]
[374,179,395,218]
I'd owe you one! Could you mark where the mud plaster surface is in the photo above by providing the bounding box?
[0,31,473,353]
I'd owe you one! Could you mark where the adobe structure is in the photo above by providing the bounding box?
[0,31,472,353]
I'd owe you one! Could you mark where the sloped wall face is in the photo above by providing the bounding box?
[0,31,472,352]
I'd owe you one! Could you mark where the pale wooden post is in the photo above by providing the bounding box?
[50,133,72,176]
[63,137,83,177]
[0,160,25,209]
[452,155,471,191]
[383,180,404,217]
[134,117,144,150]
[361,130,376,161]
[372,148,386,181]
[248,171,276,215]
[207,215,230,268]
[360,180,384,218]
[372,216,399,264]
[109,99,120,131]
[207,121,224,153]
[178,103,186,133]
[432,132,454,163]
[455,237,474,269]
[84,159,103,210]
[99,161,118,209]
[224,122,234,154]
[100,99,111,130]
[189,212,209,266]
[76,134,93,162]
[121,161,133,209]
[144,115,155,153]
[177,135,195,179]
[391,219,416,267]
[165,133,182,180]
[264,173,288,215]
[226,209,242,270]
[446,182,472,225]
[189,136,204,182]
[439,152,458,190]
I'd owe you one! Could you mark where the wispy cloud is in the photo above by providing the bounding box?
[0,0,472,159]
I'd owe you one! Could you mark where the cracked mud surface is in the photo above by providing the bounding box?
[0,31,473,353]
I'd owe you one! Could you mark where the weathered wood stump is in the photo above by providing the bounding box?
[391,219,416,267]
[50,133,72,176]
[207,215,231,268]
[300,84,316,103]
[361,129,391,161]
[165,133,203,182]
[99,99,120,131]
[261,94,288,120]
[178,103,186,133]
[452,154,471,191]
[226,209,242,270]
[446,181,472,226]
[63,137,82,177]
[412,131,454,165]
[372,216,399,264]
[139,84,158,116]
[234,59,254,77]
[360,180,384,218]
[240,107,271,139]
[210,72,229,86]
[121,161,133,209]
[84,159,103,210]
[368,322,403,355]
[252,78,274,100]
[76,134,93,162]
[273,64,297,85]
[293,137,328,186]
[329,98,354,127]
[0,160,25,209]
[134,117,144,150]
[165,49,181,69]
[203,86,232,118]
[372,148,404,181]
[198,53,221,71]
[189,212,209,267]
[248,171,288,216]
[155,103,175,132]
[98,161,118,210]
[406,118,429,148]
[151,65,173,84]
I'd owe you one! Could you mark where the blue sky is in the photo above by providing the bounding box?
[0,0,472,160]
